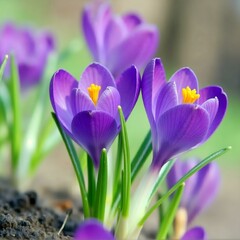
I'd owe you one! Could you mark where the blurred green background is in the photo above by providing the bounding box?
[0,0,239,239]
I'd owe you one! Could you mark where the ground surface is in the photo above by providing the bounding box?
[0,178,80,240]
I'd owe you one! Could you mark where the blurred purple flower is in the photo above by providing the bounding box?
[82,1,159,78]
[167,158,220,223]
[0,22,55,89]
[74,219,115,240]
[181,226,207,240]
[50,63,140,167]
[142,58,227,171]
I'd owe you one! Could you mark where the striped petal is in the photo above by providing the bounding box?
[49,69,78,133]
[79,63,116,95]
[71,111,118,167]
[199,86,227,140]
[116,65,140,120]
[170,68,199,104]
[152,105,209,169]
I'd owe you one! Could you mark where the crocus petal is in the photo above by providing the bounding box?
[70,88,95,115]
[122,13,143,30]
[71,111,118,167]
[152,105,210,169]
[107,25,159,77]
[166,159,199,208]
[97,86,120,119]
[167,159,220,224]
[0,22,54,88]
[82,6,99,61]
[82,3,111,62]
[74,219,115,240]
[18,63,43,89]
[116,65,140,120]
[187,162,220,223]
[201,97,219,128]
[199,86,227,139]
[50,69,78,133]
[142,58,167,128]
[169,68,199,104]
[181,226,207,240]
[154,81,178,120]
[79,63,116,95]
[104,16,127,53]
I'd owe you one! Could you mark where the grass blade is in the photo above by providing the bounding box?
[8,55,21,171]
[0,55,8,81]
[94,149,108,221]
[118,106,131,217]
[131,130,152,182]
[156,183,185,240]
[52,113,90,218]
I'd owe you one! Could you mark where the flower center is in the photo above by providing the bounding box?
[182,86,200,104]
[88,83,101,105]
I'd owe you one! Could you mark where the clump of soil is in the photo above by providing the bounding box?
[0,179,80,240]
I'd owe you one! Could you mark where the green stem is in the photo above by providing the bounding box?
[131,130,152,182]
[157,183,185,240]
[87,155,96,216]
[94,149,108,221]
[118,106,131,217]
[112,133,123,203]
[52,113,90,218]
[9,55,22,176]
[0,55,8,81]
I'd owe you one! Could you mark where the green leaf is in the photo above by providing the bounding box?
[112,133,123,203]
[118,106,131,217]
[87,154,96,215]
[52,113,90,218]
[0,55,8,81]
[149,159,176,200]
[111,130,152,212]
[8,55,22,170]
[94,149,108,221]
[131,130,152,182]
[156,183,185,240]
[139,146,231,226]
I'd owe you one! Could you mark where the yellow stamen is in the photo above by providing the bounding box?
[182,86,200,104]
[88,83,101,105]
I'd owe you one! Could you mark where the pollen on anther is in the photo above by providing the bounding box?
[88,83,101,105]
[182,86,200,104]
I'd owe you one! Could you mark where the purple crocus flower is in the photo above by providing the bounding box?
[142,58,227,171]
[181,226,207,240]
[50,63,140,167]
[0,22,55,89]
[167,158,220,224]
[74,219,115,240]
[82,1,159,78]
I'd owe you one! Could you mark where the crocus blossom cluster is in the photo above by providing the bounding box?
[48,2,229,240]
[82,1,159,78]
[142,58,227,171]
[50,63,140,166]
[0,22,54,89]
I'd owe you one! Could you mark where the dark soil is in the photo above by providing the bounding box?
[0,179,81,240]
